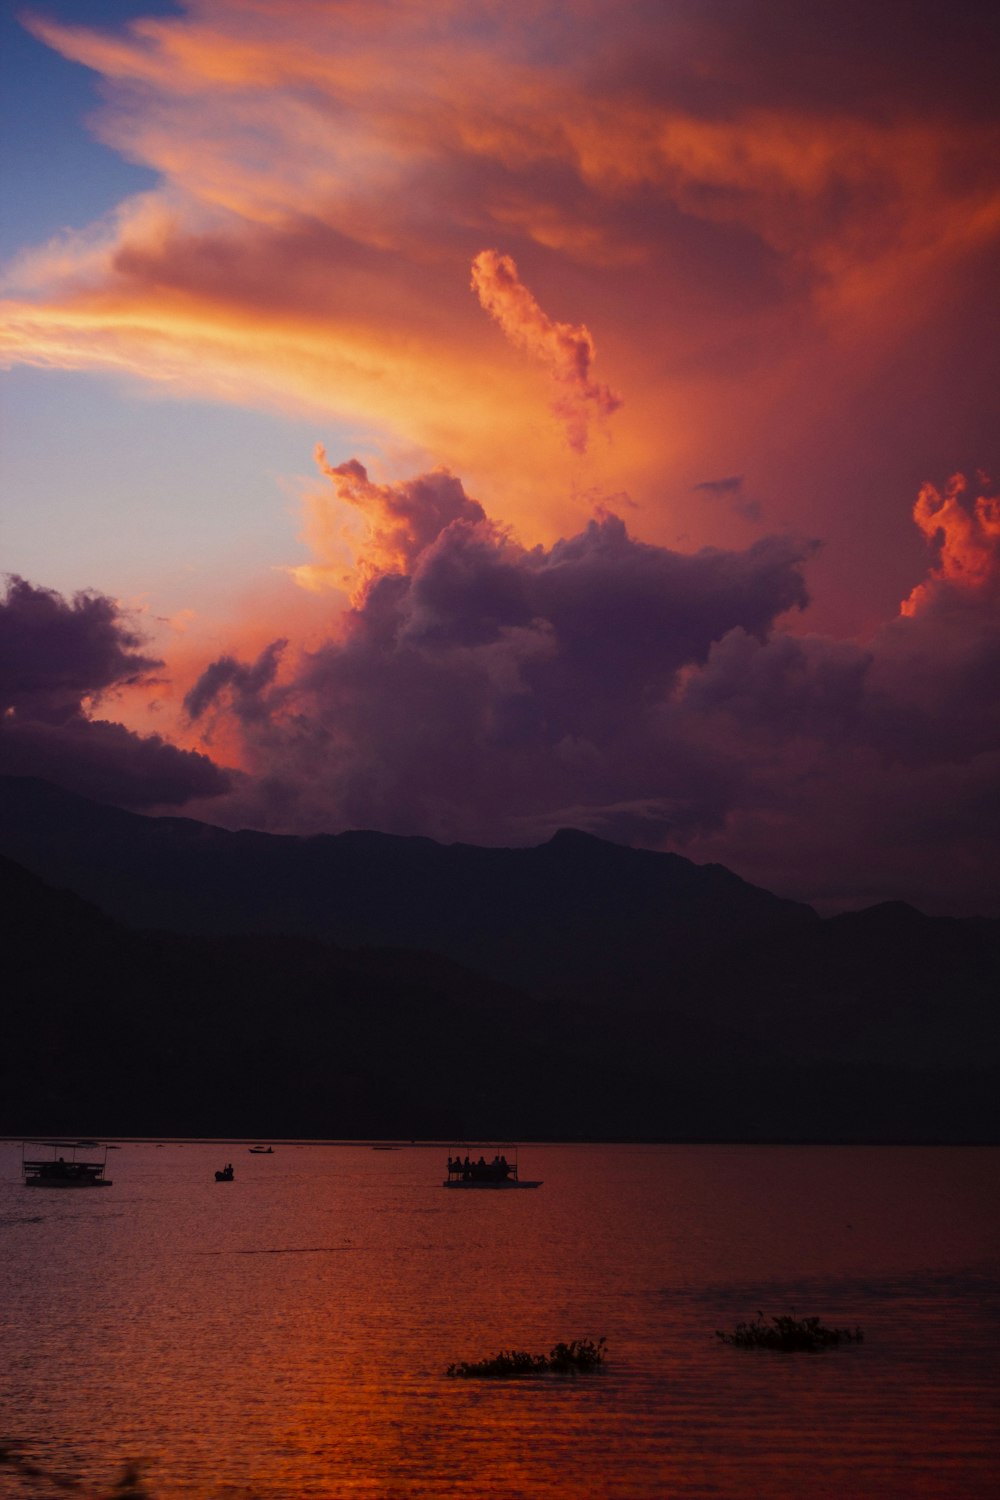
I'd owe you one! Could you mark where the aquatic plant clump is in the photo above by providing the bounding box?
[447,1337,606,1378]
[716,1314,864,1352]
[0,1443,152,1496]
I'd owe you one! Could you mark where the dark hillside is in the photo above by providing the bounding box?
[0,777,815,999]
[2,778,997,1142]
[0,855,569,1140]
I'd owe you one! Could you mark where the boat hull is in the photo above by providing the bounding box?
[24,1178,112,1188]
[442,1179,542,1189]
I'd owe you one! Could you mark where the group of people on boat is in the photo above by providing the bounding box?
[446,1153,512,1182]
[21,1152,111,1188]
[216,1162,234,1181]
[36,1157,91,1181]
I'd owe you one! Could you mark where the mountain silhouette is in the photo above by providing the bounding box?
[1,776,997,1141]
[0,776,814,989]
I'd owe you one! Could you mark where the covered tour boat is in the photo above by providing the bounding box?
[22,1140,113,1188]
[443,1145,541,1189]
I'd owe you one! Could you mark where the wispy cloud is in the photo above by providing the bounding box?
[471,249,621,452]
[4,0,998,532]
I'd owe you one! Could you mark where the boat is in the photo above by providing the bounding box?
[215,1163,235,1181]
[22,1140,113,1188]
[443,1145,541,1189]
[248,1145,273,1154]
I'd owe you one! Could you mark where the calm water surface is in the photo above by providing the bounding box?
[1,1143,998,1498]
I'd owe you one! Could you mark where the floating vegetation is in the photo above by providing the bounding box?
[0,1442,151,1496]
[447,1337,606,1378]
[716,1313,864,1352]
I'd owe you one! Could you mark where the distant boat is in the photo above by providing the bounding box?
[215,1164,235,1182]
[248,1145,274,1154]
[22,1140,112,1188]
[443,1145,541,1189]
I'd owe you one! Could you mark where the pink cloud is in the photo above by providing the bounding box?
[5,0,998,602]
[471,249,622,452]
[901,472,1000,616]
[312,449,487,602]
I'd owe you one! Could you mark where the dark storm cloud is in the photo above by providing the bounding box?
[183,465,814,841]
[693,476,762,523]
[0,713,230,808]
[0,575,230,806]
[13,460,1000,915]
[608,0,1000,121]
[693,476,743,496]
[0,573,161,721]
[183,639,287,724]
[671,495,1000,913]
[180,462,1000,915]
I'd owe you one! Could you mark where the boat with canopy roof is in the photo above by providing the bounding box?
[443,1144,541,1189]
[21,1140,113,1188]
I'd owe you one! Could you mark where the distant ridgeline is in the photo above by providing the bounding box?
[1,775,998,1142]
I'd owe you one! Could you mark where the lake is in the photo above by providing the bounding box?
[1,1142,998,1498]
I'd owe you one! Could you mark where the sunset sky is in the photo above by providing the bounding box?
[2,0,998,916]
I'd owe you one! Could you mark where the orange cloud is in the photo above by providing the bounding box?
[309,447,487,603]
[11,3,999,410]
[471,249,621,453]
[901,473,1000,616]
[5,0,1000,633]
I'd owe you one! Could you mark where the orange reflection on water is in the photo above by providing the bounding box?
[1,1143,998,1497]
